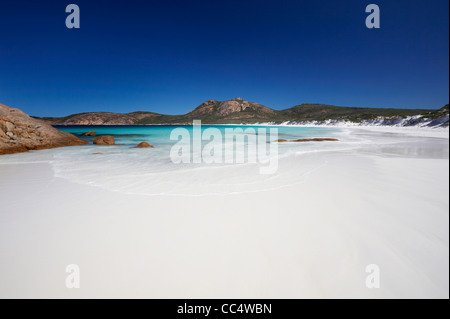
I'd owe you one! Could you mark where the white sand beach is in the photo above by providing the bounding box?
[0,127,448,299]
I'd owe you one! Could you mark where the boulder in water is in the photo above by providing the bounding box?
[93,136,115,145]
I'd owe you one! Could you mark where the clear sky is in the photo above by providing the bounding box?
[0,0,448,117]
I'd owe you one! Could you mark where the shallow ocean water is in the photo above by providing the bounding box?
[7,125,440,196]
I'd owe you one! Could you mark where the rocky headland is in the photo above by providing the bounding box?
[0,103,87,155]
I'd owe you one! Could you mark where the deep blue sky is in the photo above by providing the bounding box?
[0,0,448,116]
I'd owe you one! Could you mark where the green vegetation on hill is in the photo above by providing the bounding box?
[134,103,434,124]
[33,99,449,126]
[422,104,449,118]
[278,104,431,123]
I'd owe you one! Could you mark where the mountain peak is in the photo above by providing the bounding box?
[188,97,275,118]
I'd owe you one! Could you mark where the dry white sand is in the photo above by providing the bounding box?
[0,128,448,299]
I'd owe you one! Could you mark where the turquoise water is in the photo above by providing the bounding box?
[2,125,351,195]
[56,125,343,147]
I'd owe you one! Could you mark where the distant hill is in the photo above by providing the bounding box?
[279,103,431,122]
[40,111,162,125]
[33,98,449,127]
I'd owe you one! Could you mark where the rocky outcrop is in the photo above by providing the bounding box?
[93,136,115,145]
[188,100,219,117]
[276,138,339,143]
[134,142,154,148]
[81,131,96,136]
[293,138,339,142]
[217,98,274,116]
[188,98,276,118]
[217,100,244,116]
[0,103,88,155]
